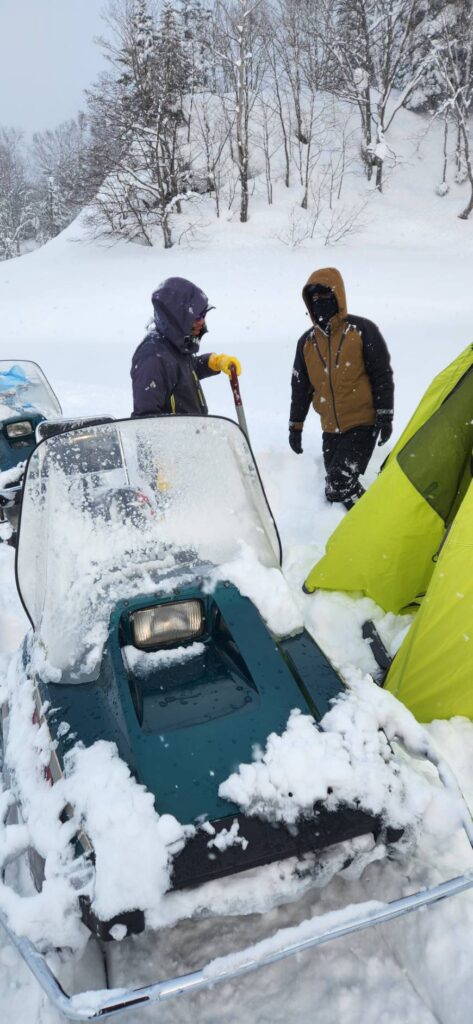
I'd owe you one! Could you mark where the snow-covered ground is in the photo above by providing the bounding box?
[2,107,473,1022]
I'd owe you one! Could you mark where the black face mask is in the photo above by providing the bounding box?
[183,319,207,354]
[184,336,201,354]
[310,293,339,330]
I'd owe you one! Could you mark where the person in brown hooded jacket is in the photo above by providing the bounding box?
[289,268,394,510]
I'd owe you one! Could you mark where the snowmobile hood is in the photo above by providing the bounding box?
[152,277,210,352]
[302,268,347,328]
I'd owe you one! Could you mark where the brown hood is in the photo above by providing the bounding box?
[302,268,347,326]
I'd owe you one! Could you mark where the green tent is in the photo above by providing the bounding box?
[303,344,473,721]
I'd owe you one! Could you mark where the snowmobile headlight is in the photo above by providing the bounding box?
[130,600,204,649]
[5,420,34,438]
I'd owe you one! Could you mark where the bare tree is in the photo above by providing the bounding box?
[0,129,34,260]
[321,0,428,189]
[31,116,90,239]
[433,3,473,219]
[435,115,450,196]
[192,94,235,217]
[266,53,292,188]
[253,94,282,204]
[266,0,327,195]
[213,0,268,222]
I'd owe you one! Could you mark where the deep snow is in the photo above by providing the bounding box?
[1,104,473,1022]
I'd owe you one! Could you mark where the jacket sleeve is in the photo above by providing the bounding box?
[289,333,314,428]
[193,352,220,380]
[361,320,394,416]
[131,349,179,416]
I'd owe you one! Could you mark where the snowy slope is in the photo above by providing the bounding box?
[1,105,473,1022]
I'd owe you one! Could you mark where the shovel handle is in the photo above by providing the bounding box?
[228,363,249,440]
[229,363,242,405]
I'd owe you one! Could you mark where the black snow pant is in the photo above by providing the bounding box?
[322,426,377,508]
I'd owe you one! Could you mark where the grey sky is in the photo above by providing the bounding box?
[0,0,108,133]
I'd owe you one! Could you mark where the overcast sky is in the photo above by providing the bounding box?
[0,0,108,133]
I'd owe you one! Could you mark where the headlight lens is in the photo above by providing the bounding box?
[6,420,34,438]
[130,600,204,649]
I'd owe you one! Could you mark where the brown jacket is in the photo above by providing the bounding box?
[290,268,393,434]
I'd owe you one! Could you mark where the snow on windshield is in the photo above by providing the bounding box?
[17,417,281,679]
[0,361,61,420]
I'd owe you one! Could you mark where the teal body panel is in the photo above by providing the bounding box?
[0,413,44,472]
[278,633,343,719]
[43,582,344,824]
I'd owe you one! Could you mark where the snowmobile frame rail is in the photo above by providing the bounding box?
[1,744,473,1021]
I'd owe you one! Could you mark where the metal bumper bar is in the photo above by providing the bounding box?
[1,870,473,1021]
[1,744,473,1020]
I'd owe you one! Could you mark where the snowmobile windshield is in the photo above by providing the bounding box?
[17,416,281,681]
[0,361,61,420]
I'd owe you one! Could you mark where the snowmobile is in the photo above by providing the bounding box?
[2,415,473,1021]
[0,360,62,538]
[0,359,115,545]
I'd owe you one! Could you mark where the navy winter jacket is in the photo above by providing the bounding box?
[131,276,218,417]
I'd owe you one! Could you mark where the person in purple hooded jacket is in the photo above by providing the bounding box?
[131,277,241,417]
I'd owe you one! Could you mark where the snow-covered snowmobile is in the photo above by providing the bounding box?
[2,415,473,1021]
[0,359,115,546]
[0,360,62,539]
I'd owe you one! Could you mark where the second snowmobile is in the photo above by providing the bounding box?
[0,360,62,537]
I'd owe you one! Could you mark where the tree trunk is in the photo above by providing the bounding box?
[237,38,249,223]
[455,123,467,184]
[441,118,449,187]
[162,214,173,247]
[274,79,290,187]
[458,123,473,219]
[238,141,249,223]
[459,184,473,220]
[375,156,383,192]
[360,87,373,182]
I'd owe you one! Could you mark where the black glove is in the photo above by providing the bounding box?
[375,413,393,447]
[289,427,303,454]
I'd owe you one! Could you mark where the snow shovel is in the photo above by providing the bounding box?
[229,363,249,441]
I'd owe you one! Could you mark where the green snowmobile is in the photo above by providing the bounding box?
[2,415,473,1021]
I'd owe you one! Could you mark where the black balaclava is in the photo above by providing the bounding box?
[308,284,339,332]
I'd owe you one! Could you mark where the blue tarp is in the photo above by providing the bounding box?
[0,364,30,391]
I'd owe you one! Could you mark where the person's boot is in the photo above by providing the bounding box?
[343,482,365,511]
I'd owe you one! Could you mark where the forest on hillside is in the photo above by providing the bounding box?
[1,0,472,259]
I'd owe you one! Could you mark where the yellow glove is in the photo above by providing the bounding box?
[208,353,242,376]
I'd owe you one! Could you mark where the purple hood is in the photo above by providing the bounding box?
[152,277,209,351]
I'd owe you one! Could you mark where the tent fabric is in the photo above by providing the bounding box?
[384,343,473,467]
[396,363,473,524]
[386,480,473,720]
[304,344,473,722]
[304,344,473,614]
[304,463,444,613]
